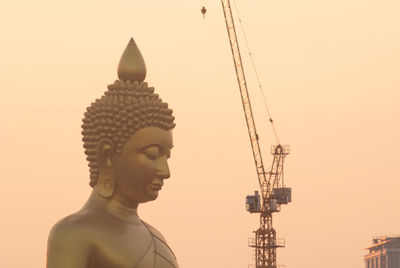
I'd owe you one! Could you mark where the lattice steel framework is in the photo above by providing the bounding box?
[253,145,289,268]
[221,0,267,189]
[221,1,290,267]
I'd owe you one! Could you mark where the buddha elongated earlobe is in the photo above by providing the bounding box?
[97,172,115,198]
[96,139,116,197]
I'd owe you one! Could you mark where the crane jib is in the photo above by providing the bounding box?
[221,0,268,189]
[221,1,291,267]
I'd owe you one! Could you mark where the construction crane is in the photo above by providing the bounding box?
[219,1,292,267]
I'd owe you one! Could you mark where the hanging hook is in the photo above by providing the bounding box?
[201,6,207,19]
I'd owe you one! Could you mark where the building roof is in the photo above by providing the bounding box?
[365,236,400,250]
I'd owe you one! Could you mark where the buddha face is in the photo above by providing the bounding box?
[112,126,173,207]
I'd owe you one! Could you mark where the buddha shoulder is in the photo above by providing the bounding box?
[48,209,99,245]
[48,207,121,241]
[46,209,101,268]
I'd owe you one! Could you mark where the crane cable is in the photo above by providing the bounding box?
[232,0,280,145]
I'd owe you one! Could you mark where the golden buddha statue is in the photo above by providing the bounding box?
[46,38,179,268]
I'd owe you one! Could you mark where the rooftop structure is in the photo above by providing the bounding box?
[364,236,400,268]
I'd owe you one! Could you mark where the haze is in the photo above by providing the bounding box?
[1,1,399,267]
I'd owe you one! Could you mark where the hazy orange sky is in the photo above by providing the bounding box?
[1,1,399,267]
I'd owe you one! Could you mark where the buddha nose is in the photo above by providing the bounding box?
[156,157,170,179]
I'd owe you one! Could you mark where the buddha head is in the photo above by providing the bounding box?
[81,38,175,207]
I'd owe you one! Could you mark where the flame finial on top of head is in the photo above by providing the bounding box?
[117,38,147,82]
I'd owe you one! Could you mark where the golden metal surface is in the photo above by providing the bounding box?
[118,38,147,82]
[46,39,178,268]
[47,127,178,268]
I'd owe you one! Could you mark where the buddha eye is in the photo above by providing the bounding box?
[143,146,160,160]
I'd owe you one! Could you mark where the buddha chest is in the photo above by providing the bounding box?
[89,219,178,268]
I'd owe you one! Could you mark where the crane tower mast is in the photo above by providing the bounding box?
[221,1,292,267]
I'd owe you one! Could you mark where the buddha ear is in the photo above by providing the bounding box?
[97,139,116,169]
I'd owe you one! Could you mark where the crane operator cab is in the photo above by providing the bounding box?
[246,188,291,213]
[272,187,292,205]
[269,187,292,212]
[246,191,261,213]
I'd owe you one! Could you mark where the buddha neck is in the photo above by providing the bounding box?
[85,190,142,225]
